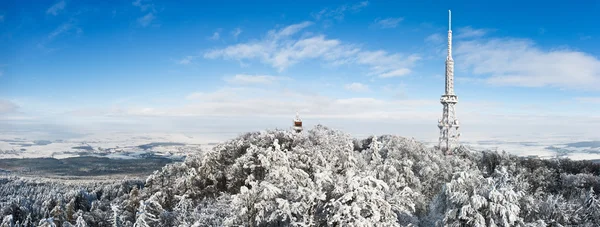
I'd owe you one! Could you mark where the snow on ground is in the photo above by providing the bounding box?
[2,129,600,160]
[565,153,600,161]
[464,142,556,158]
[0,132,229,159]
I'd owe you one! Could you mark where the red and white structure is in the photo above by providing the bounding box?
[293,112,303,133]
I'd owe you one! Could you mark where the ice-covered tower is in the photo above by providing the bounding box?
[293,112,303,133]
[438,10,460,155]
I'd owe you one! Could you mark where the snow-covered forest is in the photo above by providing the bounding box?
[2,125,600,226]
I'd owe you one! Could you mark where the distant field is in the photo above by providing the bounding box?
[566,141,600,148]
[0,156,181,178]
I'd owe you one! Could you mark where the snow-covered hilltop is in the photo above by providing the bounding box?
[2,125,600,226]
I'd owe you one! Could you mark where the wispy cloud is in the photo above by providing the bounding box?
[203,21,420,77]
[455,26,492,39]
[455,38,600,90]
[137,13,155,27]
[344,82,369,92]
[132,0,154,11]
[209,31,220,40]
[231,28,242,39]
[223,74,281,85]
[0,15,4,23]
[46,0,66,16]
[176,56,196,65]
[48,21,80,40]
[38,19,82,52]
[275,21,312,37]
[373,17,403,29]
[133,0,157,27]
[378,68,411,78]
[109,87,437,121]
[425,33,443,44]
[312,1,369,21]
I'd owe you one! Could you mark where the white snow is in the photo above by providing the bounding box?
[0,132,228,159]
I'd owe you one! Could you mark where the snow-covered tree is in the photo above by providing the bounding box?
[1,215,13,227]
[3,125,600,226]
[133,194,165,227]
[581,187,600,224]
[37,218,56,227]
[111,204,121,227]
[428,167,525,226]
[22,214,31,227]
[74,215,87,227]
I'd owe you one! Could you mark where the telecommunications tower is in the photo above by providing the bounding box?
[438,10,460,154]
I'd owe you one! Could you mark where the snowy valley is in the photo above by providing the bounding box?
[1,125,600,226]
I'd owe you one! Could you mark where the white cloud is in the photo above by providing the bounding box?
[73,89,600,144]
[455,26,491,39]
[46,0,66,16]
[273,21,312,38]
[352,1,369,10]
[312,1,369,21]
[204,22,420,76]
[455,38,600,90]
[231,28,242,38]
[224,74,280,85]
[344,82,369,92]
[132,0,154,12]
[10,87,600,145]
[176,56,195,65]
[209,31,220,40]
[0,100,18,114]
[373,17,403,29]
[107,87,437,120]
[378,68,411,78]
[425,33,443,44]
[48,22,74,40]
[133,0,156,27]
[137,13,155,27]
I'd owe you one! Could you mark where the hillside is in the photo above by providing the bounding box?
[2,125,600,226]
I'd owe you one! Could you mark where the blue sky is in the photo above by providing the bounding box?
[1,0,600,141]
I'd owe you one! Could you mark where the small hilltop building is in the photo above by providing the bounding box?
[293,112,303,133]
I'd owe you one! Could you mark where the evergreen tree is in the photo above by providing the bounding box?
[22,214,31,227]
[111,205,121,227]
[1,215,13,227]
[133,200,159,227]
[74,213,87,227]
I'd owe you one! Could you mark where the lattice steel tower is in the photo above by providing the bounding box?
[438,10,460,155]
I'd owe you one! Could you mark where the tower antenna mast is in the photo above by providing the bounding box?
[449,10,451,31]
[438,10,460,155]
